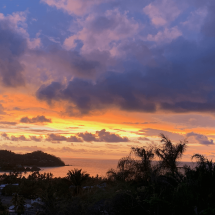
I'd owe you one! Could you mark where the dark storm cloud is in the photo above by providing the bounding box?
[36,73,157,114]
[20,115,52,124]
[37,34,215,114]
[0,17,27,87]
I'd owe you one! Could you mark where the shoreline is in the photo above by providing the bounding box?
[0,165,72,173]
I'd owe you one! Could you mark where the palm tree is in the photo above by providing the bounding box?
[67,169,89,194]
[130,146,155,181]
[107,146,155,182]
[108,156,136,181]
[155,133,187,176]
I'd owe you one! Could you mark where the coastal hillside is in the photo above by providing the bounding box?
[0,150,65,168]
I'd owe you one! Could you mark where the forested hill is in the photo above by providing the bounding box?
[0,150,65,167]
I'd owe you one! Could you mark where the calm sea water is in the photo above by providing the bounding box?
[37,160,197,178]
[39,158,119,178]
[0,158,197,178]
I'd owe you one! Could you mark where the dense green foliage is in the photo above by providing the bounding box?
[0,150,65,170]
[0,134,215,214]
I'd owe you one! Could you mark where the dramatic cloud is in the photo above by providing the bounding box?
[37,34,215,115]
[20,116,52,124]
[1,0,215,160]
[78,129,129,142]
[36,74,157,115]
[186,132,214,145]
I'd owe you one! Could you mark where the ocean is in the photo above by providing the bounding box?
[39,158,119,178]
[36,159,197,178]
[0,158,197,178]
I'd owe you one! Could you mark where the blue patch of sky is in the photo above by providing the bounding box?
[1,0,74,47]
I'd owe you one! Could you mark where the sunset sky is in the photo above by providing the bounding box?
[0,0,215,160]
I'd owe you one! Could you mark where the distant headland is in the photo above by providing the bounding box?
[0,150,65,172]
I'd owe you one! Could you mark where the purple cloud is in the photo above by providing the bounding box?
[186,132,214,145]
[20,116,52,124]
[45,133,83,143]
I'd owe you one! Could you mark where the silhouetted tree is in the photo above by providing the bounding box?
[155,133,187,177]
[67,169,89,194]
[130,145,155,181]
[107,146,155,182]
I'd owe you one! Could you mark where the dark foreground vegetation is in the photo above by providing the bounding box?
[0,134,215,214]
[0,150,65,172]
